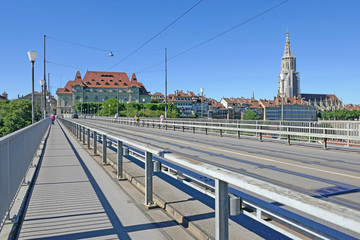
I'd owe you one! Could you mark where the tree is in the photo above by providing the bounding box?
[0,100,32,137]
[243,110,260,120]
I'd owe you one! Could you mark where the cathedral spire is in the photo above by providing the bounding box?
[283,29,292,57]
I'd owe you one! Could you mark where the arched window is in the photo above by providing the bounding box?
[286,63,289,69]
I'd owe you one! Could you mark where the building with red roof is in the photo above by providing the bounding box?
[56,71,151,114]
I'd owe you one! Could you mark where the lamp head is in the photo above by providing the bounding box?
[200,88,204,93]
[27,51,38,62]
[40,79,45,86]
[109,51,114,57]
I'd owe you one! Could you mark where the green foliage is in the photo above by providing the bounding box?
[243,110,260,120]
[78,98,179,118]
[151,99,159,103]
[320,109,360,120]
[0,100,32,137]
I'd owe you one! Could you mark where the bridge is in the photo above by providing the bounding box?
[1,117,360,239]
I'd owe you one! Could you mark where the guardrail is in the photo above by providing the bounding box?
[60,118,360,239]
[0,119,50,231]
[88,116,360,149]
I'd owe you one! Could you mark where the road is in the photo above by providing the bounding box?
[75,118,360,211]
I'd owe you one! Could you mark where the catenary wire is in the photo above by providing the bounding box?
[46,35,113,53]
[138,0,290,73]
[107,0,205,70]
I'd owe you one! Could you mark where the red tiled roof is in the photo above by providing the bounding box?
[57,71,149,95]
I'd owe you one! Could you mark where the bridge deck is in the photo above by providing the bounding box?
[16,121,194,240]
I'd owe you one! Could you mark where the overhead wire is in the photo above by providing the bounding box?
[46,35,113,53]
[107,0,205,70]
[138,0,290,73]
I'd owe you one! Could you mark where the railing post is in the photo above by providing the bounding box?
[87,128,90,149]
[165,123,168,130]
[82,127,86,145]
[193,127,195,133]
[259,133,263,142]
[182,126,185,132]
[79,126,82,141]
[102,134,107,164]
[173,124,176,131]
[93,131,97,155]
[205,128,208,135]
[76,124,79,138]
[215,179,229,240]
[220,129,223,137]
[145,151,154,206]
[117,140,125,179]
[237,131,240,139]
[287,135,291,145]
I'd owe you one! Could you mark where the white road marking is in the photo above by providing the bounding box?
[154,135,360,180]
[90,121,360,180]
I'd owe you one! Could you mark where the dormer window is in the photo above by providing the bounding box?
[110,79,113,82]
[105,82,110,85]
[96,82,100,85]
[92,79,95,81]
[86,82,91,85]
[124,83,127,86]
[101,79,104,82]
[115,83,118,86]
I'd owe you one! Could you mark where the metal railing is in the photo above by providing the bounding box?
[87,116,360,149]
[60,118,360,239]
[0,119,50,231]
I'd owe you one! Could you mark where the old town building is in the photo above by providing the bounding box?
[56,71,151,114]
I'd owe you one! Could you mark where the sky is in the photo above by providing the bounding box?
[1,0,359,104]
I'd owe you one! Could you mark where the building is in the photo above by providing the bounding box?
[278,30,300,98]
[260,97,316,121]
[56,71,151,114]
[0,92,8,101]
[18,90,57,115]
[151,92,165,103]
[277,30,342,112]
[167,90,195,117]
[344,104,360,111]
[167,90,210,117]
[300,94,342,111]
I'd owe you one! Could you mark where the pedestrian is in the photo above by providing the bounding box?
[134,113,140,126]
[51,114,55,125]
[160,114,165,124]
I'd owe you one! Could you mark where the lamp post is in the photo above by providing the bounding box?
[279,73,286,121]
[200,88,204,118]
[40,80,46,119]
[127,101,129,117]
[142,98,145,117]
[28,51,38,124]
[117,80,120,117]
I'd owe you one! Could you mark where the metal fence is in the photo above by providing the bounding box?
[0,119,50,231]
[60,118,360,239]
[88,116,360,149]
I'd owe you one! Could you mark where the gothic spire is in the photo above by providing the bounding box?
[283,29,292,57]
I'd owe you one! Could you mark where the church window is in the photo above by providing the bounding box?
[286,63,289,69]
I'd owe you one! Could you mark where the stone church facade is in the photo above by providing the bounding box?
[278,30,342,111]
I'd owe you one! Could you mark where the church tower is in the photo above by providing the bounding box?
[278,30,300,98]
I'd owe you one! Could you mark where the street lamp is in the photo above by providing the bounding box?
[200,88,204,118]
[28,51,38,124]
[117,80,120,117]
[279,73,286,121]
[142,98,145,117]
[40,80,46,119]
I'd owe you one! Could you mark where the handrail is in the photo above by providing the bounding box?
[0,119,50,231]
[89,117,360,149]
[61,118,360,238]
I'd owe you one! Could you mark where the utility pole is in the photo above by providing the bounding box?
[44,35,47,117]
[165,48,168,119]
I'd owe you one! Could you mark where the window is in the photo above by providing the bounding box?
[105,82,110,85]
[115,83,118,86]
[96,82,100,85]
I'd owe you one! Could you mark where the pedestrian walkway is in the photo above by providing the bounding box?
[16,121,193,240]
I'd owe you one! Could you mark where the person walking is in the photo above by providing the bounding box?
[51,114,55,125]
[134,113,140,126]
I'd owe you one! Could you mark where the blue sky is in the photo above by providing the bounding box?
[1,0,359,104]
